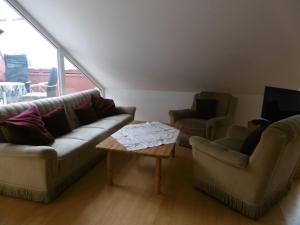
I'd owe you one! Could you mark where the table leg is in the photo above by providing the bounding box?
[155,157,162,194]
[107,151,113,185]
[172,146,175,158]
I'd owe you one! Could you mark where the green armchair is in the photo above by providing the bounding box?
[169,92,238,141]
[190,115,300,218]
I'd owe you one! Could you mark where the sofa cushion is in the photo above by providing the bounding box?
[82,114,132,131]
[42,107,71,137]
[50,137,88,158]
[0,106,54,145]
[196,99,218,120]
[102,114,132,123]
[214,137,244,152]
[62,127,107,144]
[74,101,98,125]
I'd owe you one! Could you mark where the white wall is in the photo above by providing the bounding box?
[106,89,263,126]
[18,0,300,95]
[233,94,263,125]
[106,89,195,122]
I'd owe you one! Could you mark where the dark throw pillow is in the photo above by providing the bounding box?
[240,126,265,156]
[74,101,98,125]
[248,118,271,129]
[42,107,71,137]
[0,106,54,145]
[196,99,218,120]
[91,95,117,118]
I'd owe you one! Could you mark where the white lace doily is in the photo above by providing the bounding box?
[112,122,179,151]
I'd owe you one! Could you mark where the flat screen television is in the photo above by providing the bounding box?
[261,86,300,122]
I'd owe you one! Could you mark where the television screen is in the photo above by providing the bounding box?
[261,86,300,122]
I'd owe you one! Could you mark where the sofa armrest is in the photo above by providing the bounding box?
[0,143,58,194]
[116,106,136,118]
[227,125,251,141]
[169,109,197,124]
[0,143,57,159]
[190,136,249,168]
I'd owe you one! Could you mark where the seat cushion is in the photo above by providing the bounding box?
[214,137,244,151]
[82,114,132,131]
[61,127,107,144]
[175,118,206,137]
[103,114,132,122]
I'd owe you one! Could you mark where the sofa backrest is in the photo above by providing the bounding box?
[32,96,67,126]
[61,89,101,129]
[191,92,237,117]
[250,115,300,198]
[0,88,102,142]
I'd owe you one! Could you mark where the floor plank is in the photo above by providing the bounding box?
[0,146,299,225]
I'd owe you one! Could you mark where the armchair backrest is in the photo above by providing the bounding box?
[191,92,237,117]
[250,115,300,197]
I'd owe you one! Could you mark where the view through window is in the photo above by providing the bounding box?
[0,0,97,104]
[64,57,95,94]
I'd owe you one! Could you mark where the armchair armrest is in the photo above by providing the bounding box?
[190,136,249,168]
[0,143,57,159]
[227,125,251,141]
[169,109,197,124]
[116,106,136,118]
[206,116,234,127]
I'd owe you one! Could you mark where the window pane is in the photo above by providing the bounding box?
[64,57,95,94]
[0,0,58,104]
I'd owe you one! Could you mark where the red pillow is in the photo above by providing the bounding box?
[74,101,98,125]
[42,107,71,137]
[91,95,117,118]
[0,106,54,145]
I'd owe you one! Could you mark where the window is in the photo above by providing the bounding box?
[0,0,101,105]
[64,57,95,94]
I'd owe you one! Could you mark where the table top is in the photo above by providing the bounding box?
[0,82,25,87]
[96,121,176,158]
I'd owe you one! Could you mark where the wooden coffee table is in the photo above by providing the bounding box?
[96,127,176,194]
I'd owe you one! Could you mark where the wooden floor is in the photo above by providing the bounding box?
[1,146,300,225]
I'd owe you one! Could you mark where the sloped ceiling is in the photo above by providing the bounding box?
[16,0,300,94]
